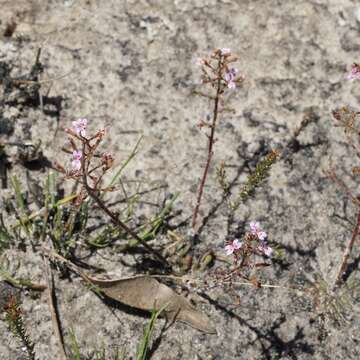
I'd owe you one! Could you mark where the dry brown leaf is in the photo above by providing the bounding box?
[87,275,216,334]
[41,248,216,334]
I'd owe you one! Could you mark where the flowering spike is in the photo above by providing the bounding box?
[192,48,243,231]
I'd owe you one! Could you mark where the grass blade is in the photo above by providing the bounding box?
[136,304,166,360]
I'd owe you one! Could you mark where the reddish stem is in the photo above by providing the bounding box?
[335,211,360,286]
[80,143,171,271]
[192,61,222,232]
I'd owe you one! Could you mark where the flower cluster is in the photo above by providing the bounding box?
[249,221,267,240]
[225,221,273,258]
[68,118,88,171]
[55,118,115,206]
[347,63,360,81]
[195,48,244,90]
[61,118,114,175]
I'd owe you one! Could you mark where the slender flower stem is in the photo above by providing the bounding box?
[192,59,222,232]
[335,211,360,287]
[81,143,171,271]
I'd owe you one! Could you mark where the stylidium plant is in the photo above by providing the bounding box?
[55,119,171,269]
[324,63,360,288]
[213,221,274,288]
[192,48,244,232]
[4,19,360,358]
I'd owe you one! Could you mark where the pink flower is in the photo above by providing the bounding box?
[258,243,273,257]
[220,48,231,56]
[224,67,238,81]
[347,64,360,81]
[71,150,82,170]
[72,118,87,137]
[225,239,242,256]
[249,221,267,241]
[224,68,238,89]
[227,81,236,89]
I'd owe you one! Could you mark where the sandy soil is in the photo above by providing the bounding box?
[1,0,360,359]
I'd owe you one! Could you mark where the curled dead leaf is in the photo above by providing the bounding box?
[41,247,215,334]
[88,275,216,334]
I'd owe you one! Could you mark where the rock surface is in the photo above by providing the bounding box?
[0,0,360,359]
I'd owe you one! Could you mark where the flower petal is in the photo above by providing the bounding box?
[263,246,273,257]
[71,159,81,170]
[220,48,231,55]
[225,245,234,256]
[232,239,242,250]
[72,150,82,160]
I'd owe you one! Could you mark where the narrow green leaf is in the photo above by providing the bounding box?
[136,304,167,360]
[69,328,81,360]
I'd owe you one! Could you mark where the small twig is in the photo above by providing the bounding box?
[86,184,171,270]
[22,282,47,291]
[12,71,74,86]
[334,211,360,287]
[231,281,303,293]
[191,90,216,100]
[4,278,46,292]
[42,247,91,281]
[42,254,67,360]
